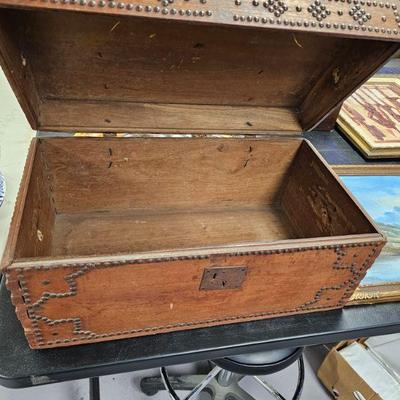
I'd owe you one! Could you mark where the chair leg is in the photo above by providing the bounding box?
[217,370,241,387]
[141,368,255,400]
[291,355,305,400]
[252,377,286,400]
[141,375,207,396]
[140,357,305,400]
[251,355,305,400]
[161,365,222,400]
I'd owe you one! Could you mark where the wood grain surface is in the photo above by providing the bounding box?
[51,207,295,256]
[5,242,384,348]
[0,7,398,133]
[37,137,300,214]
[0,0,394,348]
[281,141,376,238]
[2,137,386,348]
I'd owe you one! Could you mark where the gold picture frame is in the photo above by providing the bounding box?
[349,282,400,305]
[337,76,400,159]
[333,164,400,176]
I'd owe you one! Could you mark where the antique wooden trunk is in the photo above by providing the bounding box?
[0,0,398,349]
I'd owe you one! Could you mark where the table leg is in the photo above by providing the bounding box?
[89,377,100,400]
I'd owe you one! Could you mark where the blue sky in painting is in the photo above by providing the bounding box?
[340,176,400,227]
[340,176,400,284]
[363,257,400,284]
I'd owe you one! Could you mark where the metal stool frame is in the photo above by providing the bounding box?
[160,354,305,400]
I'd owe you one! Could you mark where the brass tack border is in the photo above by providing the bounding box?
[24,0,214,17]
[8,240,380,272]
[10,242,379,347]
[3,0,399,38]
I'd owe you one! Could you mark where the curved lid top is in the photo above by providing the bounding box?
[0,0,398,134]
[2,0,400,42]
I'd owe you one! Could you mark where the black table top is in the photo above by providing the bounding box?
[1,277,400,389]
[2,130,400,389]
[303,130,400,167]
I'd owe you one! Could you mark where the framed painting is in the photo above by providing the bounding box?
[340,176,400,305]
[333,164,400,176]
[337,76,400,159]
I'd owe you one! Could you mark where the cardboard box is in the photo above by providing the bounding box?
[318,341,400,400]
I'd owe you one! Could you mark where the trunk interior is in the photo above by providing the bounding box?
[13,137,377,260]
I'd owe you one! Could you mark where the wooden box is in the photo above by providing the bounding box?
[0,0,397,349]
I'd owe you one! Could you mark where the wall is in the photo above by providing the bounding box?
[0,67,34,259]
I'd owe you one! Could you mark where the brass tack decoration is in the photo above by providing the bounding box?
[14,0,400,36]
[11,242,378,347]
[263,0,289,18]
[307,0,332,21]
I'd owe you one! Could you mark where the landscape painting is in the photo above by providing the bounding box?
[341,176,400,303]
